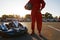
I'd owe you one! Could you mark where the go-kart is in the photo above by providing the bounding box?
[0,21,28,38]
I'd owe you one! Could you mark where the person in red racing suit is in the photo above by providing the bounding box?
[29,0,46,35]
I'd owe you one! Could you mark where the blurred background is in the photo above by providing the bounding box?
[0,0,60,40]
[0,0,60,22]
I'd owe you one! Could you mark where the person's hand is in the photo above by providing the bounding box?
[38,9,42,13]
[40,8,43,11]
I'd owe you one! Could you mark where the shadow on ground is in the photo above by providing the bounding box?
[0,33,42,40]
[31,33,41,40]
[0,33,32,40]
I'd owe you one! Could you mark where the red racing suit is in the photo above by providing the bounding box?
[30,0,46,33]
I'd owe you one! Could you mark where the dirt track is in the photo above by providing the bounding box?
[0,22,60,40]
[21,22,60,40]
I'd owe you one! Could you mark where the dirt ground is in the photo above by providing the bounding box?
[21,22,60,40]
[0,22,60,40]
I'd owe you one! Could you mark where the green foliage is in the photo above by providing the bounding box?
[25,14,31,19]
[1,14,20,19]
[45,12,53,19]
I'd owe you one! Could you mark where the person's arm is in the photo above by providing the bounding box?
[40,0,46,11]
